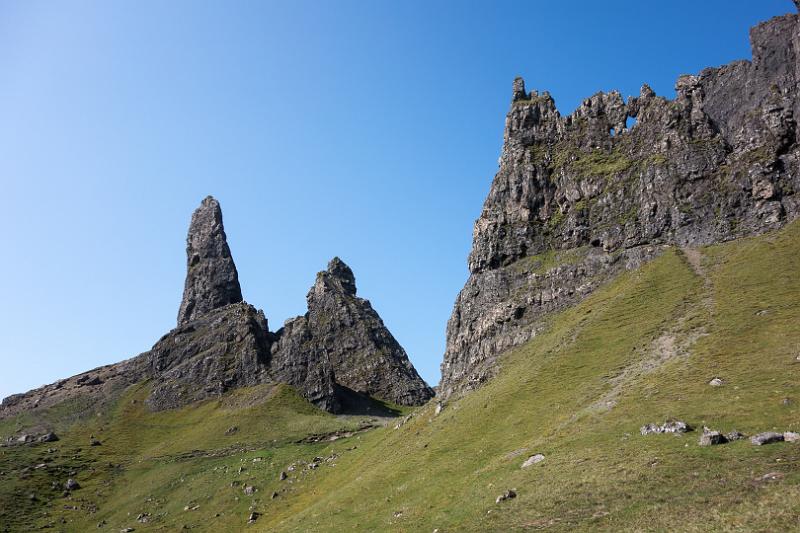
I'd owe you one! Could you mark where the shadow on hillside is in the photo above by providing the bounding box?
[335,385,403,417]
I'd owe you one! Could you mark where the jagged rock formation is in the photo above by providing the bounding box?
[440,8,800,398]
[147,200,431,411]
[2,196,432,416]
[271,258,434,407]
[177,196,243,326]
[146,302,273,410]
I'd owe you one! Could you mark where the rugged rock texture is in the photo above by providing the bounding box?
[177,196,243,326]
[3,199,432,416]
[271,258,434,407]
[268,315,341,413]
[0,358,146,423]
[440,10,800,398]
[146,303,273,410]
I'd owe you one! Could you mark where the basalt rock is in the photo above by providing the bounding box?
[177,196,243,326]
[146,302,274,411]
[271,258,434,407]
[3,199,431,416]
[440,9,800,398]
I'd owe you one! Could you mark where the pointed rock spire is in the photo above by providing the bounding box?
[305,257,433,405]
[177,196,243,325]
[322,256,357,296]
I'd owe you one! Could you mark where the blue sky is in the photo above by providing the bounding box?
[0,0,791,399]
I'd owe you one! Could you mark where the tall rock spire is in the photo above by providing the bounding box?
[177,196,243,325]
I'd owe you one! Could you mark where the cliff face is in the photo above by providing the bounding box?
[440,10,800,398]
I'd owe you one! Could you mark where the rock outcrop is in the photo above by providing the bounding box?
[177,196,243,326]
[2,197,433,416]
[440,9,800,398]
[271,258,434,407]
[146,199,432,411]
[146,302,274,410]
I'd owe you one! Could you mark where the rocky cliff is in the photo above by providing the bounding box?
[1,197,432,417]
[271,258,434,407]
[440,7,800,398]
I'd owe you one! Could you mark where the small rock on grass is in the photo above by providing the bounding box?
[641,420,692,435]
[521,454,545,468]
[247,512,260,524]
[699,427,727,446]
[726,430,745,441]
[496,489,516,503]
[750,432,784,446]
[783,431,800,442]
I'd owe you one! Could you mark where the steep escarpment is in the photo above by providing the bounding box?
[1,197,431,417]
[441,9,800,397]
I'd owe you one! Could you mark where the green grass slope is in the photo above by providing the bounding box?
[263,221,800,532]
[0,383,404,531]
[2,221,800,532]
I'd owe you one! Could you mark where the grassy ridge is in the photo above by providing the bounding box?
[2,221,800,531]
[265,221,800,532]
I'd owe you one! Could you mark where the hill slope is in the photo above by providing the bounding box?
[3,219,799,532]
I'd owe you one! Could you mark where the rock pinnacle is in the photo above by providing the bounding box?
[177,196,243,325]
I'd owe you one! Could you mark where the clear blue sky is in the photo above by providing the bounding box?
[0,0,792,400]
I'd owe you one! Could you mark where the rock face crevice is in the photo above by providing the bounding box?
[440,10,800,398]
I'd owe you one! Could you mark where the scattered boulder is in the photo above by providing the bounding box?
[225,426,238,436]
[64,478,80,491]
[38,432,58,443]
[783,431,800,442]
[708,378,724,387]
[243,486,256,496]
[279,471,287,481]
[750,432,784,446]
[699,427,727,446]
[85,376,103,386]
[521,454,545,468]
[247,512,260,524]
[640,420,692,435]
[90,439,102,447]
[496,489,517,504]
[726,430,745,441]
[434,403,443,415]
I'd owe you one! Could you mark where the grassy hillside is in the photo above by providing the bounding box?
[3,221,800,532]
